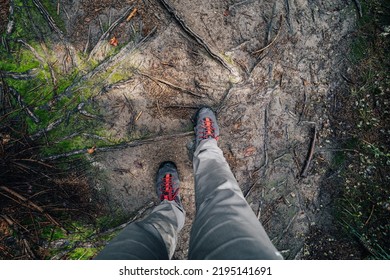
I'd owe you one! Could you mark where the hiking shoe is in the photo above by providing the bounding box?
[194,107,220,149]
[156,161,181,206]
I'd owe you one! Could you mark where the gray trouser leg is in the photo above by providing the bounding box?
[188,139,283,260]
[95,201,185,260]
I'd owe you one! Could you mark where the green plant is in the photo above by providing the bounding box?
[334,0,390,259]
[0,0,105,260]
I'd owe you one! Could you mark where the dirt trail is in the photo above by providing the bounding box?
[61,0,359,259]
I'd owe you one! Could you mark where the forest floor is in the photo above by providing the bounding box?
[1,0,388,260]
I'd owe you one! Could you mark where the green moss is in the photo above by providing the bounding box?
[0,49,40,72]
[96,212,129,231]
[40,0,66,33]
[68,247,98,260]
[108,71,131,84]
[41,226,67,241]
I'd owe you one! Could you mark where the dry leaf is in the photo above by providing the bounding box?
[87,145,96,154]
[244,146,256,157]
[1,134,11,145]
[109,36,118,47]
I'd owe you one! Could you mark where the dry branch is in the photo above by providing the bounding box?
[6,0,15,35]
[84,25,91,54]
[77,103,100,119]
[31,0,76,72]
[30,118,61,140]
[244,104,270,198]
[17,40,45,63]
[276,211,299,243]
[228,0,254,12]
[89,201,155,239]
[0,186,61,228]
[163,104,199,109]
[300,126,317,177]
[266,2,278,43]
[253,15,283,54]
[1,70,37,80]
[353,0,363,18]
[216,83,234,113]
[126,8,137,22]
[17,40,58,88]
[62,27,156,100]
[32,0,63,38]
[158,0,236,75]
[88,5,135,60]
[9,87,40,123]
[41,131,194,161]
[137,71,202,98]
[284,0,293,33]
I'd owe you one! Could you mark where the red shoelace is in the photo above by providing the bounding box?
[160,174,178,201]
[199,117,219,140]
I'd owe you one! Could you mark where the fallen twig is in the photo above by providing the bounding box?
[126,8,138,22]
[364,205,375,226]
[41,131,194,161]
[62,27,156,100]
[163,104,199,109]
[244,104,270,198]
[9,87,40,123]
[266,2,278,43]
[263,103,270,171]
[0,186,62,228]
[276,211,299,243]
[228,0,254,12]
[256,104,271,177]
[158,0,236,75]
[353,0,363,18]
[253,14,283,54]
[17,39,45,63]
[284,0,293,33]
[32,0,76,72]
[216,83,234,113]
[29,111,72,141]
[51,201,155,260]
[256,199,262,220]
[32,0,64,38]
[99,78,135,94]
[83,25,91,54]
[135,111,143,121]
[89,5,135,60]
[6,0,15,35]
[88,201,155,239]
[1,70,37,80]
[300,126,317,177]
[137,71,202,98]
[298,84,308,124]
[22,238,36,259]
[17,40,58,88]
[77,103,101,119]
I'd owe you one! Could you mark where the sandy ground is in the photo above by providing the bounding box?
[58,0,361,259]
